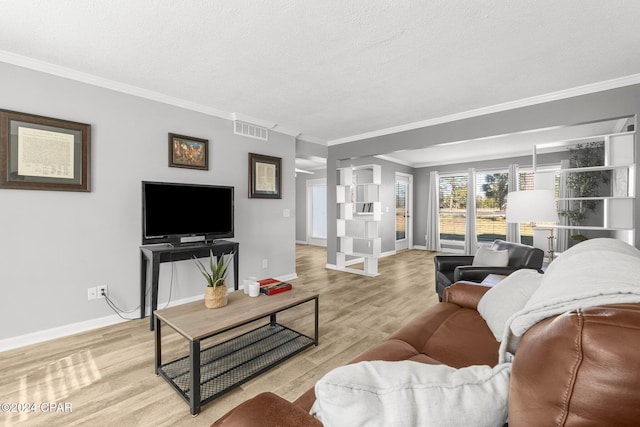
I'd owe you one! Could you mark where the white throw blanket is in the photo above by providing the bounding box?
[499,238,640,363]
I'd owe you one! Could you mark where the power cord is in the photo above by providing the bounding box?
[163,260,175,309]
[101,262,176,319]
[103,292,139,320]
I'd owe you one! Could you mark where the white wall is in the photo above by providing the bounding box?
[0,62,297,344]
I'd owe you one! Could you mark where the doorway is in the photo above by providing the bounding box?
[395,173,413,251]
[306,178,327,246]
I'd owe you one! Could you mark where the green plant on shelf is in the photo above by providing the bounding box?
[559,141,611,226]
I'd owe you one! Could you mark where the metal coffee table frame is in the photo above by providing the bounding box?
[154,291,319,415]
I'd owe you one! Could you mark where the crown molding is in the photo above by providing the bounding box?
[4,49,637,148]
[297,134,328,145]
[272,125,301,137]
[0,50,320,141]
[0,50,237,120]
[373,154,414,167]
[328,73,640,146]
[294,168,315,175]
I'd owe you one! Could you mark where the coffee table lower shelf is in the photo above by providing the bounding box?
[158,323,315,409]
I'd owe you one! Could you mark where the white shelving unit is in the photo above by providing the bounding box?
[336,164,382,276]
[538,131,635,246]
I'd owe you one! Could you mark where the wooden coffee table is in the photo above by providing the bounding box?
[154,289,319,415]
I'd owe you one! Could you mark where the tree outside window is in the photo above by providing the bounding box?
[439,174,468,242]
[439,169,560,246]
[476,172,508,243]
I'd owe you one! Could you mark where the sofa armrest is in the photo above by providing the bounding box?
[454,266,520,283]
[434,255,475,273]
[443,282,491,310]
[212,392,322,427]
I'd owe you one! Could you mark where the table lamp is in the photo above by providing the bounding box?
[506,190,560,261]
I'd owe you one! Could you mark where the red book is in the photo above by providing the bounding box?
[258,279,293,295]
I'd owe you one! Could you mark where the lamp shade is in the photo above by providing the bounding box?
[506,190,559,223]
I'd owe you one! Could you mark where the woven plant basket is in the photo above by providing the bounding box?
[204,284,228,309]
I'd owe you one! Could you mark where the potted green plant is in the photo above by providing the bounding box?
[193,250,234,308]
[559,141,611,243]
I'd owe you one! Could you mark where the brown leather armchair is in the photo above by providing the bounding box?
[434,239,544,300]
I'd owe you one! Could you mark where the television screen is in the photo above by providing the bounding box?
[142,181,234,244]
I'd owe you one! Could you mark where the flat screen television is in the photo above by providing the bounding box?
[142,181,234,245]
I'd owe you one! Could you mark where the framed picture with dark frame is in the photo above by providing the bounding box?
[0,109,91,192]
[168,133,209,170]
[249,152,281,199]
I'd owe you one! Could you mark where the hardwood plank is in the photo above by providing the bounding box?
[0,245,437,426]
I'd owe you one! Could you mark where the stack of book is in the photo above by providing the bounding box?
[257,278,293,296]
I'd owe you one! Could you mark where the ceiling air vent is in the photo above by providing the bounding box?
[234,121,268,141]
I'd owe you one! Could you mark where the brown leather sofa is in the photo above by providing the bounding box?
[213,282,640,426]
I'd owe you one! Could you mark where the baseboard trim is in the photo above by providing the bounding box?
[275,273,298,282]
[0,314,128,353]
[0,294,198,353]
[1,272,302,353]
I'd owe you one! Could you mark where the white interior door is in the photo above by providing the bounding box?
[307,179,327,246]
[395,173,413,251]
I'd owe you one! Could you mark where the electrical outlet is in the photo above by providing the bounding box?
[87,287,97,300]
[262,259,268,268]
[97,285,108,298]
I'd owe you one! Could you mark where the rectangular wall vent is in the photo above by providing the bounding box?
[234,121,268,141]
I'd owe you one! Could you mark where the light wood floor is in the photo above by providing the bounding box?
[0,245,437,426]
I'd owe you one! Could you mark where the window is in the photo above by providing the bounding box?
[518,170,535,191]
[311,184,327,239]
[517,171,534,245]
[395,178,407,240]
[475,171,508,243]
[439,168,560,246]
[439,174,468,242]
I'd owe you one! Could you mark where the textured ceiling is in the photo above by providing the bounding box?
[1,1,640,145]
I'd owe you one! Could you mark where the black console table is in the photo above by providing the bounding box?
[140,240,239,330]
